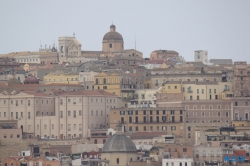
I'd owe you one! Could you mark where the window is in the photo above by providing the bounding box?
[79,124,82,131]
[171,110,175,115]
[79,110,82,116]
[44,124,47,130]
[60,99,63,105]
[28,112,30,119]
[197,89,199,94]
[214,89,216,94]
[73,110,76,118]
[52,124,54,130]
[183,148,187,152]
[109,44,112,48]
[116,158,119,164]
[68,111,71,116]
[197,96,199,100]
[28,100,30,106]
[171,126,176,130]
[202,89,204,94]
[60,111,63,118]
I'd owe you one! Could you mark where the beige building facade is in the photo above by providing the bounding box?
[0,91,121,139]
[110,107,186,138]
[0,51,58,64]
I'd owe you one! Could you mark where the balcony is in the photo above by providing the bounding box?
[187,90,193,93]
[223,89,230,92]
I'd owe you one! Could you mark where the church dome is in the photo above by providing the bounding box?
[24,75,39,84]
[102,123,137,153]
[103,24,124,43]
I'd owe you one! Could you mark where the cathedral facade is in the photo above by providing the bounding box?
[58,24,143,62]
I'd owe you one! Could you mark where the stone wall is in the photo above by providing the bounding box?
[0,139,38,162]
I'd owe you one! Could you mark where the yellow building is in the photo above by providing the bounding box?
[232,120,250,127]
[94,72,121,96]
[159,81,233,101]
[161,81,182,93]
[43,72,79,84]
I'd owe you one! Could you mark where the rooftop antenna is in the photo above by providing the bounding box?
[73,33,75,37]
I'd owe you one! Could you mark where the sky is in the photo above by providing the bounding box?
[0,0,250,62]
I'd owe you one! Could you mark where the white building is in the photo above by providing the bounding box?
[194,50,208,64]
[127,89,157,108]
[162,158,194,166]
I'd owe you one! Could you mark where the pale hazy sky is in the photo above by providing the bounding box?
[1,0,250,62]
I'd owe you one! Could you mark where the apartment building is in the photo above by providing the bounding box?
[0,120,22,140]
[79,71,99,90]
[43,72,79,84]
[0,90,120,139]
[110,107,186,138]
[2,156,60,166]
[231,97,250,121]
[94,71,144,98]
[159,81,233,101]
[233,62,250,97]
[128,89,157,108]
[150,65,228,89]
[193,145,223,166]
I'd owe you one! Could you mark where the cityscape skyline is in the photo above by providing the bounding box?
[0,1,250,62]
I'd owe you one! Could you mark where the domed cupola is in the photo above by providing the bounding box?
[102,24,124,52]
[102,123,137,153]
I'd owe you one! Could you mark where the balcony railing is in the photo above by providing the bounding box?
[187,90,193,93]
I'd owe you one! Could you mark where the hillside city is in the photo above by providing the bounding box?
[0,24,250,166]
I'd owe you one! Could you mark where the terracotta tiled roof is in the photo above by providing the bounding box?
[234,150,246,156]
[23,92,49,96]
[0,82,7,87]
[9,84,40,91]
[14,67,25,71]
